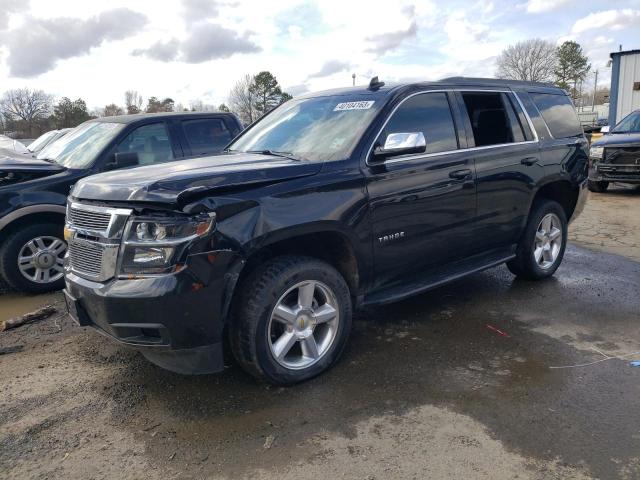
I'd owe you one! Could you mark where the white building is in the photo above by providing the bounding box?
[609,49,640,126]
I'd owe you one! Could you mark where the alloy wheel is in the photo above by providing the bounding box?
[533,213,562,269]
[267,280,340,370]
[17,236,67,284]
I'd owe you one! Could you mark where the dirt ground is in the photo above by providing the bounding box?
[1,185,639,480]
[569,184,640,262]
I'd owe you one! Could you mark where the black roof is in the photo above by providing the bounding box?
[92,111,237,125]
[299,76,565,99]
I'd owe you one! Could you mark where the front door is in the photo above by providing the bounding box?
[365,91,477,291]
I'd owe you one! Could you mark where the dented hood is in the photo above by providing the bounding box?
[72,152,323,204]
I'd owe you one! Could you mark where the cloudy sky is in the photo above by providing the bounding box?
[0,0,638,110]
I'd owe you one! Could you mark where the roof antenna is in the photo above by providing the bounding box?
[368,76,385,91]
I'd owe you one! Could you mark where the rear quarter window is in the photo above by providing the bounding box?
[530,93,582,138]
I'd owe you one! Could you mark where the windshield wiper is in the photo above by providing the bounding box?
[246,150,303,161]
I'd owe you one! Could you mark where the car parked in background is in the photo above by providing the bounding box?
[63,77,588,384]
[0,111,243,293]
[0,135,29,154]
[588,109,640,192]
[23,129,73,156]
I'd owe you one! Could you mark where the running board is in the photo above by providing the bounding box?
[362,250,515,307]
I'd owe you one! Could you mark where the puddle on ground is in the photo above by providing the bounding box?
[0,292,62,322]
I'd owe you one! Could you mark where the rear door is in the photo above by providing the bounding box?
[455,90,541,254]
[365,90,477,291]
[180,117,237,157]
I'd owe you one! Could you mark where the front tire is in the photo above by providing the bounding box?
[0,223,67,293]
[507,200,567,280]
[230,255,352,385]
[588,180,609,192]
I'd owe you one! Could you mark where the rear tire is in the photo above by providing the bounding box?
[588,180,609,192]
[0,223,67,293]
[230,255,352,385]
[507,200,567,280]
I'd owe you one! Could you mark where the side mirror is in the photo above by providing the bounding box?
[106,152,139,170]
[372,132,427,161]
[600,125,610,134]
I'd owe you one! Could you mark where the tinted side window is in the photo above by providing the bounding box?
[380,92,458,155]
[461,92,522,147]
[115,123,175,166]
[182,118,233,155]
[530,93,582,138]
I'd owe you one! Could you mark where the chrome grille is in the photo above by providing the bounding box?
[66,202,132,282]
[68,241,104,277]
[68,207,111,231]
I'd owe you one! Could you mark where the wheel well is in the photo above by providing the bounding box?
[239,232,360,295]
[532,181,579,220]
[0,212,65,243]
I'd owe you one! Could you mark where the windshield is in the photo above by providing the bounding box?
[612,111,640,133]
[37,122,125,168]
[27,131,57,153]
[228,95,382,162]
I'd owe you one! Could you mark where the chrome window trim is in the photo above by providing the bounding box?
[365,89,539,167]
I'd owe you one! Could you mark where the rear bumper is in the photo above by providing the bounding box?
[589,163,640,184]
[64,249,242,374]
[569,179,589,224]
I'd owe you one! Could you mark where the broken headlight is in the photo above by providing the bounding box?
[119,214,215,276]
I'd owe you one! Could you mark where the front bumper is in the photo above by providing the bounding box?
[64,249,242,374]
[589,161,640,184]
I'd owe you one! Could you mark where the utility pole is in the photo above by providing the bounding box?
[352,73,356,86]
[591,69,598,112]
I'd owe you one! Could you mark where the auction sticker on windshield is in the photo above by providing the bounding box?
[334,101,375,111]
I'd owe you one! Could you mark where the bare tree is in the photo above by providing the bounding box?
[189,100,217,112]
[496,39,557,83]
[228,74,256,124]
[103,104,125,117]
[124,90,143,114]
[0,88,53,135]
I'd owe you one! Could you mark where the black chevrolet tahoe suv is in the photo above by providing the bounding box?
[63,78,588,385]
[588,109,640,192]
[0,112,242,293]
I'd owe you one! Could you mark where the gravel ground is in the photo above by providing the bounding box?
[570,184,640,261]
[1,186,639,479]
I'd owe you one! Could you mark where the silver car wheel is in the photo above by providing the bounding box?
[267,280,340,370]
[533,213,562,269]
[17,236,67,284]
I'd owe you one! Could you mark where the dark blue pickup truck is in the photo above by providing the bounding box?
[0,111,242,292]
[588,109,640,192]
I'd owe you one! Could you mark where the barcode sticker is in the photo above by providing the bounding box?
[334,101,375,111]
